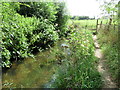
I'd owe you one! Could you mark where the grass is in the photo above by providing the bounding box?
[97,25,119,86]
[72,19,108,29]
[45,25,102,88]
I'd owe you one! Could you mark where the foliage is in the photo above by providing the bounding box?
[98,0,119,23]
[17,2,69,38]
[1,2,39,67]
[54,2,69,37]
[71,16,91,20]
[46,25,102,88]
[18,2,57,22]
[1,2,69,68]
[97,25,119,86]
[97,1,119,85]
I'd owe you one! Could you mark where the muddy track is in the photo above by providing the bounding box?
[93,35,118,88]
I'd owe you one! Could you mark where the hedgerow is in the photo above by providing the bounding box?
[1,2,69,68]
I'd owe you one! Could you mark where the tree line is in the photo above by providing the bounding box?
[71,16,95,20]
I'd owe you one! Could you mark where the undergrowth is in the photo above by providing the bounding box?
[1,2,69,68]
[97,26,119,86]
[45,28,102,88]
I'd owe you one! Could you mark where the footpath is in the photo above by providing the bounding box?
[93,35,118,88]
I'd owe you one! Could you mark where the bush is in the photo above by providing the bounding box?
[54,2,69,37]
[18,2,69,38]
[1,2,60,67]
[18,2,57,22]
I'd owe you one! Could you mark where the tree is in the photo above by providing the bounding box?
[97,0,119,19]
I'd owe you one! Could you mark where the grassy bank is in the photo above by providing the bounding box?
[45,24,102,88]
[97,26,119,86]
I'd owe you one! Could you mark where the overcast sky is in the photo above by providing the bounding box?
[65,0,101,18]
[65,0,118,18]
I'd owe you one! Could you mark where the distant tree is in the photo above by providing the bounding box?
[71,16,90,20]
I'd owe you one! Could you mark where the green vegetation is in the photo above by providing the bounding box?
[73,19,97,29]
[17,2,69,37]
[97,26,119,85]
[72,19,108,29]
[97,0,119,86]
[1,0,119,88]
[71,16,91,20]
[1,2,69,68]
[46,23,102,88]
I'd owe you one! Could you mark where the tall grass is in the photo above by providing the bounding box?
[45,27,102,88]
[97,25,119,86]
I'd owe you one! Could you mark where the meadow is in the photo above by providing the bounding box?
[72,19,108,29]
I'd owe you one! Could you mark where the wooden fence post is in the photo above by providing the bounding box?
[114,24,116,30]
[107,18,112,31]
[96,19,98,34]
[100,21,102,28]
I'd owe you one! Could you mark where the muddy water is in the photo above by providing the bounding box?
[2,40,70,88]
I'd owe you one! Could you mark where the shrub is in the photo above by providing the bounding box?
[17,2,70,38]
[54,2,69,37]
[1,2,60,67]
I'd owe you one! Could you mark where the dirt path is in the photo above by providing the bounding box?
[93,35,118,88]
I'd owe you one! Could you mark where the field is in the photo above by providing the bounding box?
[72,19,108,29]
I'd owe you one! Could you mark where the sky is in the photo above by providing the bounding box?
[64,0,113,18]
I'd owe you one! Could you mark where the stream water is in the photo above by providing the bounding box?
[2,40,70,88]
